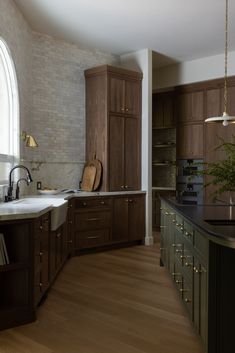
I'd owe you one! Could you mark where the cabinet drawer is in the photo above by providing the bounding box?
[76,229,110,248]
[75,198,111,210]
[75,211,111,231]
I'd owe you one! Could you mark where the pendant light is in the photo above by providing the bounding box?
[205,0,235,126]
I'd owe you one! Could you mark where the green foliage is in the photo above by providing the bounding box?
[197,137,235,199]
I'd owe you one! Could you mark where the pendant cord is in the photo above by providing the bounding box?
[224,0,228,113]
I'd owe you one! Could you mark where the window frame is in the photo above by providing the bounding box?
[0,37,19,184]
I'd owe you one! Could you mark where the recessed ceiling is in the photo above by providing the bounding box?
[15,0,235,66]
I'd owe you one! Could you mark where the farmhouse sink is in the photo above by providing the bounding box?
[12,198,68,230]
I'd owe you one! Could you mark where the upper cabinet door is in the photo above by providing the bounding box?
[109,76,141,117]
[109,76,125,114]
[125,79,141,116]
[177,91,204,123]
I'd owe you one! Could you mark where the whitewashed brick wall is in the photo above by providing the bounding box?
[0,0,120,193]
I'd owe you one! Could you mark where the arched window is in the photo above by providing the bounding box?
[0,38,19,183]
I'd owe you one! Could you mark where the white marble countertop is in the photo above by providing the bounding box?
[0,202,53,221]
[0,190,146,221]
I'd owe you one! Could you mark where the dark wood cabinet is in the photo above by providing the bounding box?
[109,75,141,116]
[34,213,50,305]
[109,115,140,191]
[176,87,204,159]
[72,194,145,250]
[73,197,112,251]
[112,194,145,242]
[50,223,67,282]
[177,123,204,158]
[0,220,36,330]
[85,65,142,191]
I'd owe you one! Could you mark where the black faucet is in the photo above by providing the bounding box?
[5,165,33,202]
[15,178,29,200]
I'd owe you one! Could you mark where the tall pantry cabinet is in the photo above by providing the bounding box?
[85,65,142,191]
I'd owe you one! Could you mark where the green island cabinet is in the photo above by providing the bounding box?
[160,198,235,353]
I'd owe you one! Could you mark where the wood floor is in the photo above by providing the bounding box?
[0,244,205,353]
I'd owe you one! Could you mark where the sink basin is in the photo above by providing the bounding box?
[11,198,68,230]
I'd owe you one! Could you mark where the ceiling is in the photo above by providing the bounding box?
[15,0,235,67]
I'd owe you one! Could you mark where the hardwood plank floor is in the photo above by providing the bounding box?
[0,244,205,353]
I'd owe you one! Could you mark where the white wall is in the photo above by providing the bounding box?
[153,50,235,90]
[120,49,153,245]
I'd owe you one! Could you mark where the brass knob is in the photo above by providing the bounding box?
[39,282,43,288]
[165,212,169,215]
[125,108,129,112]
[67,240,73,244]
[56,233,61,238]
[185,262,193,267]
[121,185,125,189]
[129,199,133,203]
[125,199,129,202]
[100,201,105,205]
[39,251,43,257]
[175,249,183,253]
[180,255,186,259]
[121,108,125,112]
[82,202,87,206]
[172,272,181,276]
[69,220,73,224]
[172,219,176,223]
[175,280,182,284]
[39,225,43,231]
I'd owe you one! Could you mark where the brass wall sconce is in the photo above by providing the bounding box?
[21,131,38,147]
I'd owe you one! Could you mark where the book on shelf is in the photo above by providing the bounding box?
[0,233,9,265]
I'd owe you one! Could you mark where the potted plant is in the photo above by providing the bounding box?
[197,138,235,203]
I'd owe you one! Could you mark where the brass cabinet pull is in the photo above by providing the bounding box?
[100,201,105,205]
[39,251,43,257]
[172,219,176,223]
[56,233,61,238]
[121,185,125,189]
[160,225,166,228]
[172,243,182,247]
[82,202,87,206]
[172,272,181,276]
[86,218,101,221]
[184,298,192,303]
[87,236,100,240]
[180,227,184,231]
[180,255,186,259]
[39,225,43,231]
[165,211,169,215]
[180,288,188,292]
[175,249,183,253]
[185,262,193,268]
[125,108,129,112]
[69,220,73,224]
[125,199,129,202]
[175,280,182,284]
[121,108,125,112]
[128,199,133,203]
[67,240,73,244]
[39,282,43,288]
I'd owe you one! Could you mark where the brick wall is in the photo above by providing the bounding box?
[0,0,120,193]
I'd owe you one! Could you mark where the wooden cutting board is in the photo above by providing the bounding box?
[90,158,102,190]
[81,164,97,191]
